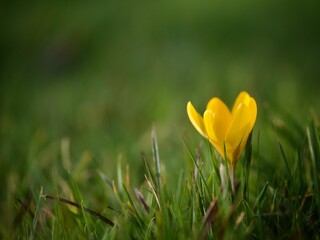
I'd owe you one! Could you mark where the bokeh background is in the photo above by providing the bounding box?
[1,0,320,220]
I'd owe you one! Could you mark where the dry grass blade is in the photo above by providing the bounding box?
[44,195,114,226]
[145,175,161,211]
[14,196,34,229]
[200,198,218,239]
[134,188,150,213]
[234,211,245,230]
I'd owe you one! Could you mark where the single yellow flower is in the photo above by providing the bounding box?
[187,91,257,166]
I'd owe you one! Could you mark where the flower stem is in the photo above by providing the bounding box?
[229,164,235,195]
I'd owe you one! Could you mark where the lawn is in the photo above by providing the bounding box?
[1,1,320,239]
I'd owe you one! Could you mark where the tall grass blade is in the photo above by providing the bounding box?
[151,126,161,190]
[207,141,220,185]
[277,142,292,182]
[174,170,185,211]
[243,131,253,201]
[182,136,212,199]
[142,152,157,190]
[254,181,269,210]
[306,124,320,216]
[122,183,144,228]
[30,188,43,238]
[117,154,124,194]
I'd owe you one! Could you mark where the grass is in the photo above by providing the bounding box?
[1,1,320,239]
[4,108,320,239]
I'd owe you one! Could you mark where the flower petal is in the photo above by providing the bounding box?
[206,97,232,138]
[225,103,251,164]
[231,91,251,116]
[187,101,207,138]
[204,108,231,143]
[206,97,232,122]
[248,97,257,130]
[203,110,224,157]
[205,97,232,160]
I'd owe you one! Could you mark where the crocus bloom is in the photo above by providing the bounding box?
[187,91,257,166]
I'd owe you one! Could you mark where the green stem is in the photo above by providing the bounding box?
[229,164,235,195]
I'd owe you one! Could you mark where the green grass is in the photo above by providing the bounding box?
[3,110,320,239]
[1,0,320,239]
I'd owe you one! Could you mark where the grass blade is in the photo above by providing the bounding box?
[182,136,212,199]
[44,195,114,226]
[306,124,320,216]
[254,181,269,210]
[243,131,253,201]
[277,142,292,182]
[152,125,161,190]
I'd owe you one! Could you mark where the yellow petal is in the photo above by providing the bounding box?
[231,91,251,116]
[248,97,257,130]
[205,97,232,160]
[225,103,251,164]
[206,97,232,138]
[203,111,224,157]
[204,108,231,143]
[206,97,232,121]
[187,101,207,138]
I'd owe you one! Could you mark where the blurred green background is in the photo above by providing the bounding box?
[1,0,320,214]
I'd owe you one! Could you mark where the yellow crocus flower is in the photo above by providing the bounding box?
[187,91,257,166]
